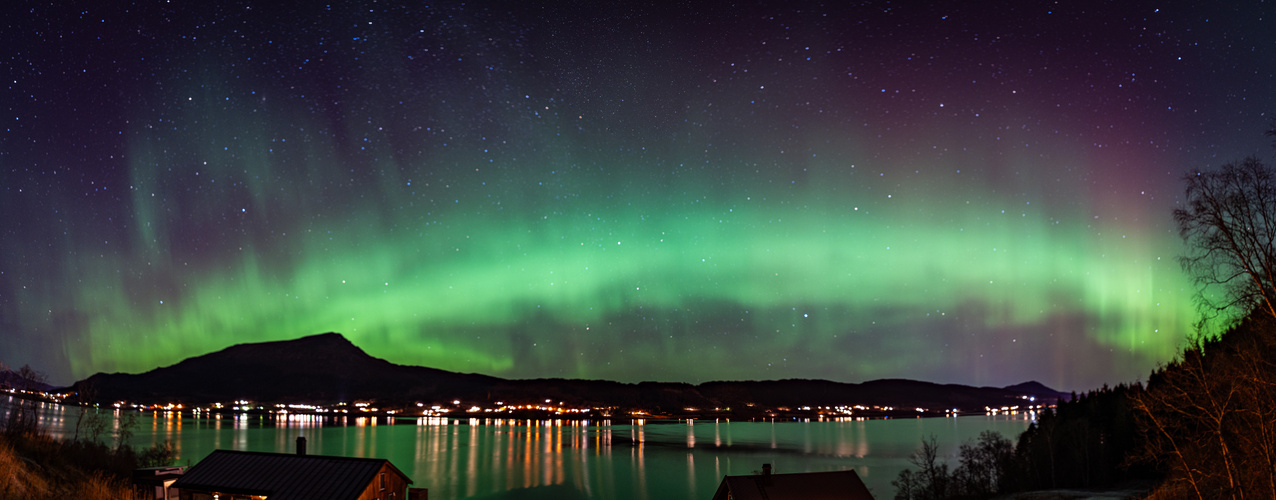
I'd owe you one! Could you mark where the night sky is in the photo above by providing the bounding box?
[3,1,1274,391]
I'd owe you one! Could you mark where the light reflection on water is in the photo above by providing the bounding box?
[4,396,1034,500]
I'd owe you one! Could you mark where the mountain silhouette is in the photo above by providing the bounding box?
[76,333,498,403]
[72,332,1068,411]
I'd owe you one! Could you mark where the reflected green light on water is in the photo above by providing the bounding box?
[7,396,1034,499]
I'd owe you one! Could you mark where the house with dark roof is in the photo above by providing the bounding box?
[712,464,876,500]
[172,442,419,500]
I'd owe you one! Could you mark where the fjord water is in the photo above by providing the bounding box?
[11,397,1032,499]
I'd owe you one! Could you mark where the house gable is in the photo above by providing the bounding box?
[712,468,875,500]
[174,450,412,500]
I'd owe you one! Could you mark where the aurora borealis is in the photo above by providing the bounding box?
[3,2,1274,391]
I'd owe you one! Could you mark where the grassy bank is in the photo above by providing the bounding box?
[0,432,158,499]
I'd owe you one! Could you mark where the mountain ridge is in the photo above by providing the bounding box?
[70,332,1069,411]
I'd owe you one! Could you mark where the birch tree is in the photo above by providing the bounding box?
[1175,156,1276,325]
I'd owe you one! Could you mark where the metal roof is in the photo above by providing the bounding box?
[712,469,876,500]
[173,450,412,500]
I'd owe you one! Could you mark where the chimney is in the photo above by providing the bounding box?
[296,436,307,456]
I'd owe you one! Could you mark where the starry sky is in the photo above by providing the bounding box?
[3,1,1274,390]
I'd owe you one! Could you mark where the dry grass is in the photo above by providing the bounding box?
[68,471,133,499]
[1140,482,1198,500]
[0,438,52,498]
[0,434,137,499]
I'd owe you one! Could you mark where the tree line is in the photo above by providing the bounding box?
[892,384,1155,500]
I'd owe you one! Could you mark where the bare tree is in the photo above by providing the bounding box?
[1174,156,1276,325]
[892,469,918,500]
[71,381,99,442]
[84,406,110,444]
[3,365,46,437]
[1232,331,1276,498]
[115,409,138,452]
[1131,129,1276,498]
[1127,317,1276,500]
[1130,346,1229,500]
[893,435,952,500]
[954,430,1015,496]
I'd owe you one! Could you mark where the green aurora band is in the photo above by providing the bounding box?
[25,88,1192,391]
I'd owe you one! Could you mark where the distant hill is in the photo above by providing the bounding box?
[0,367,55,393]
[70,333,1068,411]
[74,333,499,403]
[1001,380,1071,401]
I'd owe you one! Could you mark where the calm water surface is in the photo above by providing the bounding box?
[8,396,1033,499]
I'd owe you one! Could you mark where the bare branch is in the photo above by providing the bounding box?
[1176,157,1276,328]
